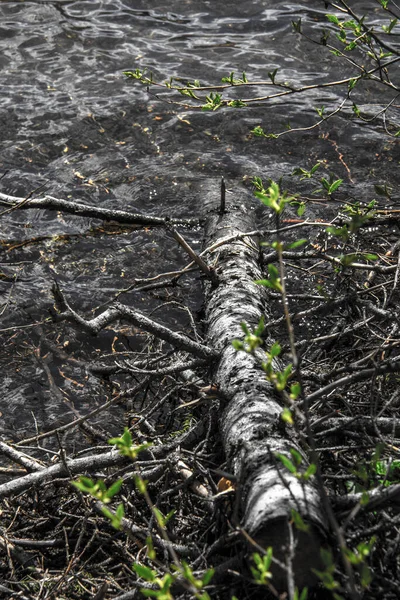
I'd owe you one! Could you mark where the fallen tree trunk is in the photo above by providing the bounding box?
[202,186,326,590]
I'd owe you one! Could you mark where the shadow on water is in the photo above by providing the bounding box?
[0,0,398,440]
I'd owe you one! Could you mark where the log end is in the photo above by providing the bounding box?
[247,518,326,591]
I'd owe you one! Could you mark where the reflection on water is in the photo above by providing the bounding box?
[0,0,398,438]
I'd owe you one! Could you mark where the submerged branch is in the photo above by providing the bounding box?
[52,282,218,361]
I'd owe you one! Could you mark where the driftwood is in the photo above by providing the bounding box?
[0,448,128,498]
[0,182,329,593]
[202,187,326,588]
[0,192,198,227]
[0,183,338,590]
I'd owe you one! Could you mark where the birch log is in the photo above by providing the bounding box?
[202,185,326,589]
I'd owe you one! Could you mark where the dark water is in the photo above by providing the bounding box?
[0,0,398,440]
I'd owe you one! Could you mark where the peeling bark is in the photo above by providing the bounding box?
[202,188,326,589]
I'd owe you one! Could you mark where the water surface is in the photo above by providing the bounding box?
[0,0,398,440]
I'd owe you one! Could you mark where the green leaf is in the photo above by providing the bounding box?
[114,503,125,524]
[382,18,398,34]
[251,125,267,137]
[320,547,335,569]
[290,448,303,467]
[254,279,270,287]
[276,453,297,474]
[292,18,302,33]
[329,179,343,193]
[344,41,357,51]
[202,568,215,586]
[254,316,265,337]
[232,339,244,350]
[268,68,278,83]
[295,587,308,600]
[122,427,133,446]
[105,479,123,500]
[281,407,294,425]
[290,382,301,400]
[336,29,347,42]
[310,162,321,175]
[340,253,357,267]
[241,322,250,335]
[133,563,157,582]
[360,563,372,588]
[287,238,307,249]
[303,463,317,480]
[134,474,148,494]
[297,203,306,217]
[282,363,293,380]
[270,341,281,358]
[321,177,330,191]
[291,509,310,532]
[228,99,247,108]
[71,476,95,494]
[326,14,340,25]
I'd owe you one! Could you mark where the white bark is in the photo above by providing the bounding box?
[202,188,326,588]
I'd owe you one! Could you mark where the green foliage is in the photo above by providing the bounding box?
[102,503,125,530]
[291,509,310,533]
[251,125,277,138]
[313,548,344,597]
[254,180,297,214]
[108,427,151,460]
[72,475,123,503]
[227,99,247,108]
[290,382,301,400]
[256,264,282,292]
[342,538,376,589]
[153,507,175,529]
[281,406,294,425]
[261,343,293,392]
[133,561,214,600]
[275,450,317,483]
[268,68,278,84]
[319,176,343,196]
[343,199,377,217]
[123,69,154,85]
[250,548,273,585]
[232,317,265,353]
[179,88,200,99]
[326,203,377,240]
[349,443,400,493]
[201,92,223,111]
[72,476,125,529]
[294,588,308,600]
[221,71,248,85]
[287,237,307,249]
[292,162,321,180]
[382,18,398,34]
[133,566,174,600]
